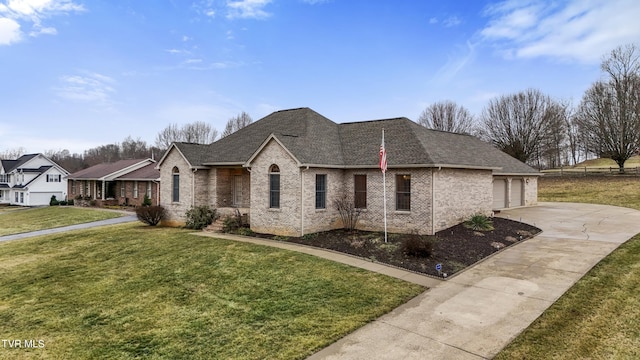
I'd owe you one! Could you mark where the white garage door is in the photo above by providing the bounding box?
[511,179,523,207]
[30,192,63,206]
[493,179,507,209]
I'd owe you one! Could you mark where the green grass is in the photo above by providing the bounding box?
[538,176,640,210]
[495,176,640,359]
[0,206,123,236]
[0,224,423,359]
[572,155,640,168]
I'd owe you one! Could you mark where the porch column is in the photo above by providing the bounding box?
[102,180,106,200]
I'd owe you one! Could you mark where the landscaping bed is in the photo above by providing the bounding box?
[255,218,541,278]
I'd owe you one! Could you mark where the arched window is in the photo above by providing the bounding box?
[172,167,180,202]
[269,164,280,208]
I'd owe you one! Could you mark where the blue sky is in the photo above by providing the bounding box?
[2,0,640,154]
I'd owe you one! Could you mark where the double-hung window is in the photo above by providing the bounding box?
[396,175,411,211]
[315,174,326,209]
[354,175,367,208]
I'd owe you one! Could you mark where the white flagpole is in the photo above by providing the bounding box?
[381,128,388,243]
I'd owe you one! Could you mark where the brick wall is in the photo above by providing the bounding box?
[342,168,434,235]
[249,140,302,236]
[159,149,196,225]
[300,168,344,234]
[115,180,159,207]
[433,168,493,232]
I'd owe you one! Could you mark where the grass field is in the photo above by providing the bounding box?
[0,223,424,359]
[0,206,123,236]
[495,176,640,359]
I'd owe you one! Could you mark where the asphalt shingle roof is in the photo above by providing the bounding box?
[170,108,539,175]
[69,159,151,179]
[116,163,160,180]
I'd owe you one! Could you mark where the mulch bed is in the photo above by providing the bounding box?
[253,218,541,278]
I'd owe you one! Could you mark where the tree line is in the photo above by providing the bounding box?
[418,43,640,173]
[4,45,639,173]
[0,112,253,173]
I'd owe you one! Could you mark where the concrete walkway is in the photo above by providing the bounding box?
[0,215,138,243]
[304,202,640,359]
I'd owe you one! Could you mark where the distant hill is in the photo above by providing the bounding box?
[573,155,640,168]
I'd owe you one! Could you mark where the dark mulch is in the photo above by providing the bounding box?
[253,218,541,278]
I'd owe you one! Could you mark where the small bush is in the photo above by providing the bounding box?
[222,215,240,233]
[464,214,494,231]
[49,195,59,206]
[59,200,68,206]
[401,234,435,258]
[236,227,255,236]
[185,205,216,230]
[136,205,166,226]
[68,199,74,206]
[142,194,152,207]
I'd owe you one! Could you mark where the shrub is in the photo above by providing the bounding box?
[222,215,240,233]
[185,205,216,230]
[59,200,68,206]
[236,227,255,236]
[464,214,494,231]
[49,195,59,206]
[136,205,166,226]
[142,194,152,207]
[401,233,435,258]
[333,193,361,231]
[68,199,74,206]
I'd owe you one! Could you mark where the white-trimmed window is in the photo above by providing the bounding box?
[172,167,180,202]
[46,174,61,182]
[315,174,326,209]
[133,181,138,198]
[146,181,152,199]
[269,164,280,209]
[120,182,125,198]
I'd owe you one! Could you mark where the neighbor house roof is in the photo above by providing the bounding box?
[1,154,41,173]
[69,159,156,180]
[159,107,539,175]
[115,163,160,181]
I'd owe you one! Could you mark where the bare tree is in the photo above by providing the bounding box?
[417,100,476,134]
[155,121,218,149]
[0,147,27,160]
[155,123,181,149]
[479,88,566,165]
[121,136,150,159]
[221,112,253,138]
[182,121,218,144]
[576,44,640,173]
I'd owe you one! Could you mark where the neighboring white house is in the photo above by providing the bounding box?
[0,154,70,206]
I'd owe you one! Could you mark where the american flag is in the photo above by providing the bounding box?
[379,129,387,173]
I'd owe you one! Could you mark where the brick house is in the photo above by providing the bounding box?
[157,108,539,236]
[67,159,160,207]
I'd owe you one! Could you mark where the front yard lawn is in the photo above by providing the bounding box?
[0,206,123,236]
[0,223,424,359]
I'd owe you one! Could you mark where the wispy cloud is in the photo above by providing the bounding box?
[226,0,271,20]
[480,0,640,63]
[433,41,477,83]
[300,0,331,4]
[443,16,462,27]
[0,0,85,45]
[54,71,117,107]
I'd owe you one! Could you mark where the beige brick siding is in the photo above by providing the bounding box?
[159,148,195,225]
[343,169,434,235]
[215,168,250,208]
[249,140,302,236]
[524,176,538,206]
[300,168,344,234]
[433,169,493,232]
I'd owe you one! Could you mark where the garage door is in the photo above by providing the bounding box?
[493,179,507,209]
[30,192,63,206]
[511,179,523,207]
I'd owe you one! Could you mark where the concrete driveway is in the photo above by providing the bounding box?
[308,202,640,360]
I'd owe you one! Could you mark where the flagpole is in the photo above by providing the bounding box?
[381,128,388,243]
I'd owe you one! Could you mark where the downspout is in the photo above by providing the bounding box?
[192,168,198,208]
[300,166,309,236]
